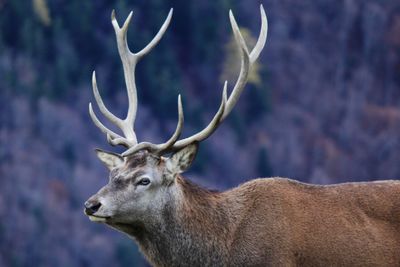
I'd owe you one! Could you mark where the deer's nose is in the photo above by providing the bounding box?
[84,200,102,215]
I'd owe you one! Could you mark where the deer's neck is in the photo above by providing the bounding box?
[132,177,233,267]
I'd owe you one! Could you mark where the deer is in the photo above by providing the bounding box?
[83,5,400,267]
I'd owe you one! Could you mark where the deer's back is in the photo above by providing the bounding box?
[225,178,400,266]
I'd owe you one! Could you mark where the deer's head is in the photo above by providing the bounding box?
[84,6,267,231]
[84,144,198,225]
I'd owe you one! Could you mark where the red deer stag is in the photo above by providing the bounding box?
[84,5,400,267]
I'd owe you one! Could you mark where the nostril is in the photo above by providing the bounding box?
[91,202,102,212]
[84,201,102,215]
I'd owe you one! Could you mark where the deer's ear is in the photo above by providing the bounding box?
[167,143,198,175]
[95,149,124,170]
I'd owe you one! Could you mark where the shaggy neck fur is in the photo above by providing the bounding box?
[123,177,235,267]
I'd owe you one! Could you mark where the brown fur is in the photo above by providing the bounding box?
[133,177,400,266]
[226,178,400,266]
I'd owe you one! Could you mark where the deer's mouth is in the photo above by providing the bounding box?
[84,208,111,222]
[87,214,111,223]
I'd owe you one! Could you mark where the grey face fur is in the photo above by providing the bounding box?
[84,144,198,228]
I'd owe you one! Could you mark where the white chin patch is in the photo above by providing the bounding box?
[88,216,107,223]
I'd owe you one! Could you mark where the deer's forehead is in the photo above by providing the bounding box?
[118,152,162,172]
[128,154,147,165]
[124,151,147,167]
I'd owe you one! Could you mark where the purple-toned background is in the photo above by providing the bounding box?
[1,0,400,266]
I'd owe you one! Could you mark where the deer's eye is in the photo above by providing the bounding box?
[136,178,151,186]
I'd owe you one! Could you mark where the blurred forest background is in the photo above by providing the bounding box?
[1,0,400,266]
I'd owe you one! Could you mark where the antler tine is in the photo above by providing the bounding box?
[90,9,173,148]
[92,71,122,126]
[170,82,228,149]
[166,5,267,151]
[249,5,268,64]
[89,103,134,147]
[136,9,173,59]
[222,9,251,118]
[122,94,185,156]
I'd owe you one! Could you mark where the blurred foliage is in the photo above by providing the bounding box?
[33,0,51,26]
[257,147,273,177]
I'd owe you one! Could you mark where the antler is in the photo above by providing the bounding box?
[90,6,268,157]
[89,9,174,148]
[122,5,268,156]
